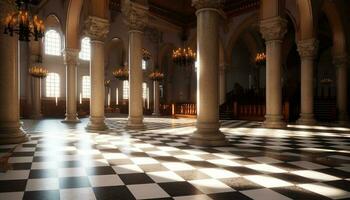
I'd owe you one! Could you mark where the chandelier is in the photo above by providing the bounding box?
[3,0,45,41]
[142,48,151,61]
[113,67,129,80]
[255,52,266,66]
[172,47,196,67]
[104,80,111,88]
[29,66,48,78]
[149,70,164,81]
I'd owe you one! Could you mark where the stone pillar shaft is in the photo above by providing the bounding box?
[260,17,287,128]
[189,0,227,146]
[128,30,144,127]
[122,1,148,128]
[0,0,28,144]
[297,39,318,125]
[219,65,226,105]
[153,81,160,115]
[63,49,80,123]
[333,55,348,123]
[84,16,110,131]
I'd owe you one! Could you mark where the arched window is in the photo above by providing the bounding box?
[142,59,147,70]
[46,73,60,97]
[123,80,129,99]
[79,37,91,61]
[44,30,61,56]
[142,82,147,99]
[82,76,91,98]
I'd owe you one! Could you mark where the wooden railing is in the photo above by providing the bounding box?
[160,103,197,118]
[233,101,290,121]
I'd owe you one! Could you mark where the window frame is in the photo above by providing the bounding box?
[44,30,62,56]
[82,76,91,99]
[45,73,60,98]
[79,37,91,61]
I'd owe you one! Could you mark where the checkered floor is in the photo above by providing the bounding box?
[1,118,350,200]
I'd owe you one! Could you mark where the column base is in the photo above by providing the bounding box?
[189,122,227,147]
[263,114,287,129]
[62,114,80,123]
[86,116,108,131]
[127,116,144,129]
[0,126,29,145]
[297,113,316,125]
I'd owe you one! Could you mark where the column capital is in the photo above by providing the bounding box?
[62,48,79,66]
[333,54,348,68]
[297,39,319,59]
[191,0,223,10]
[122,0,148,32]
[260,17,288,41]
[84,16,110,41]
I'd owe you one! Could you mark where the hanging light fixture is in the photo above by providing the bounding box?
[113,66,129,81]
[3,0,45,41]
[149,70,164,81]
[255,52,266,66]
[172,47,196,67]
[29,65,48,78]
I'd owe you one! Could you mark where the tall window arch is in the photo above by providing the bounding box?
[46,73,60,97]
[123,80,129,99]
[79,37,91,61]
[142,82,147,99]
[142,59,147,70]
[82,76,91,98]
[44,30,61,56]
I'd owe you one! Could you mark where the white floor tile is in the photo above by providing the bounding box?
[127,183,170,199]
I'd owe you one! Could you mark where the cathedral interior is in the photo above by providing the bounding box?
[1,0,350,199]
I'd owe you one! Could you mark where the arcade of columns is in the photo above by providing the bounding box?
[0,0,348,145]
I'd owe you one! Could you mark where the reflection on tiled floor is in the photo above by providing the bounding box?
[1,118,350,200]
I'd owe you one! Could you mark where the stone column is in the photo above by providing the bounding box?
[152,81,160,115]
[62,49,80,123]
[189,0,227,146]
[333,54,348,124]
[0,1,28,144]
[260,17,287,128]
[85,16,110,131]
[122,2,148,128]
[219,64,227,105]
[30,77,42,119]
[297,39,318,125]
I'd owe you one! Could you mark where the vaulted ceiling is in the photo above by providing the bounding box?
[148,0,260,28]
[31,0,260,28]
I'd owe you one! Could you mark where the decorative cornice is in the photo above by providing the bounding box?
[260,17,287,41]
[192,0,223,10]
[62,48,80,66]
[122,0,148,31]
[297,39,319,59]
[84,16,110,41]
[333,54,348,68]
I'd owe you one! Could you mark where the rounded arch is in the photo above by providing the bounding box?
[296,0,314,40]
[45,14,63,31]
[66,0,83,49]
[321,0,346,55]
[105,37,127,67]
[226,12,259,65]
